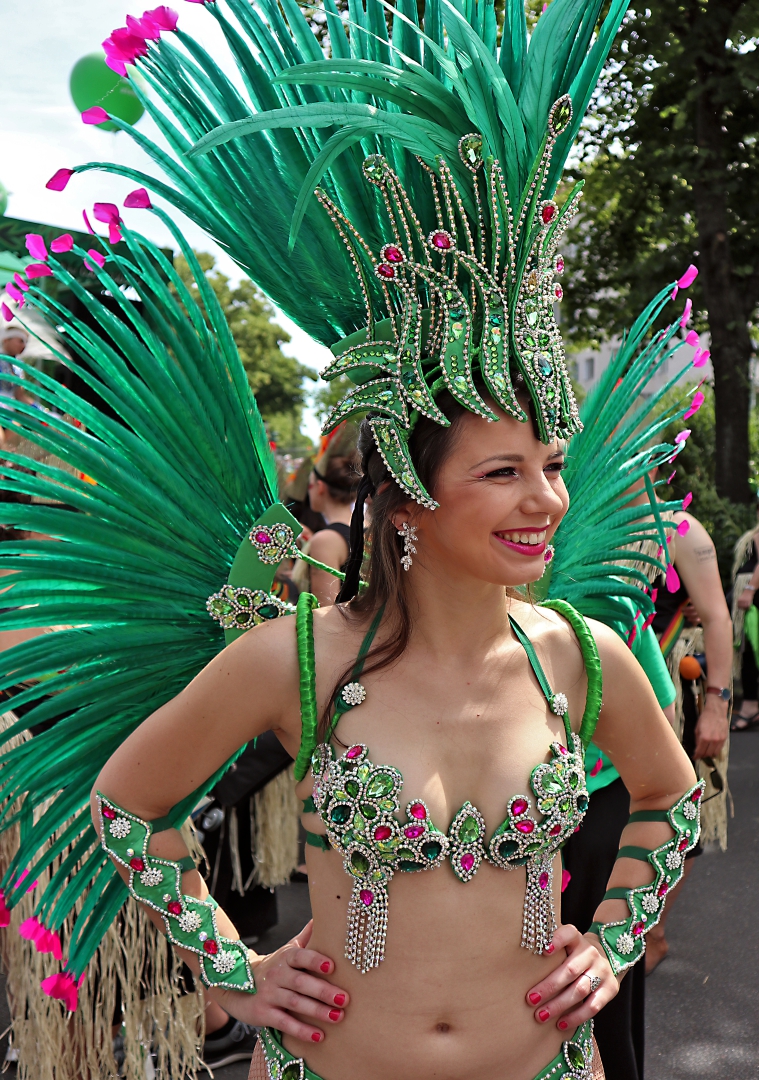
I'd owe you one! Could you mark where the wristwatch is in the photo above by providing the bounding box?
[706,686,731,702]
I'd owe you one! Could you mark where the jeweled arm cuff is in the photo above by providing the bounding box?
[588,780,705,975]
[96,793,256,993]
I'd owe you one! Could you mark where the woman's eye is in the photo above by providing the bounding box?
[484,467,517,478]
[545,461,566,474]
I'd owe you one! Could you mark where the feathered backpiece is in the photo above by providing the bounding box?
[0,211,282,984]
[65,0,631,505]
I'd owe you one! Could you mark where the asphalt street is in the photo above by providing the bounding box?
[1,736,756,1079]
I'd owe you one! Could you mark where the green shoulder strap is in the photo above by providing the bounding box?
[293,591,319,782]
[540,599,603,748]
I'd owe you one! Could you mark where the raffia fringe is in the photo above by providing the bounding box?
[731,571,752,689]
[0,711,204,1079]
[249,767,299,889]
[665,630,732,851]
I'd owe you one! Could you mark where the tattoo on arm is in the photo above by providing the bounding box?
[694,545,716,564]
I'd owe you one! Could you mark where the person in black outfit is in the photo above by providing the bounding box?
[302,422,360,606]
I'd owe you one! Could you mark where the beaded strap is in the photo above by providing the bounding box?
[540,599,603,748]
[97,793,256,992]
[293,592,320,782]
[588,780,705,974]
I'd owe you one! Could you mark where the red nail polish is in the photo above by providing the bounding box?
[546,943,555,954]
[529,993,541,1005]
[329,1010,341,1022]
[538,1009,550,1022]
[558,1021,568,1031]
[333,993,346,1006]
[320,961,331,973]
[311,1032,323,1043]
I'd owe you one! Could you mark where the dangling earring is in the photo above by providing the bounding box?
[398,522,417,571]
[542,544,555,575]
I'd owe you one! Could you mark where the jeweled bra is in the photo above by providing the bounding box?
[294,595,603,973]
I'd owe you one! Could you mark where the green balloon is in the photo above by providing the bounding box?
[0,182,7,217]
[69,53,144,132]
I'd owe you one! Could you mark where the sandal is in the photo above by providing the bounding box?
[731,710,759,731]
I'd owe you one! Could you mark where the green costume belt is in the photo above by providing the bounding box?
[259,1021,596,1080]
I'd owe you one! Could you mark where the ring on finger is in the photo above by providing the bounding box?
[582,973,601,995]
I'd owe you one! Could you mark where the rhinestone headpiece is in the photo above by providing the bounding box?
[319,96,582,509]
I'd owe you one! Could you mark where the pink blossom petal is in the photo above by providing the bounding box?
[666,563,680,593]
[82,107,110,125]
[146,5,179,30]
[677,264,698,289]
[110,28,149,58]
[84,250,106,271]
[19,916,43,942]
[685,330,699,348]
[682,491,693,510]
[127,12,162,38]
[626,624,638,648]
[0,895,9,928]
[683,391,705,420]
[590,757,603,777]
[25,234,48,261]
[561,869,571,892]
[679,299,692,328]
[676,519,690,536]
[674,429,691,444]
[693,348,710,368]
[25,263,53,280]
[124,187,152,209]
[1,304,13,322]
[93,202,122,225]
[15,869,38,893]
[641,613,655,632]
[650,588,658,604]
[13,274,29,293]
[82,210,95,235]
[5,284,24,307]
[656,545,663,559]
[46,167,74,192]
[51,234,74,254]
[667,470,676,483]
[671,286,679,300]
[41,972,82,1012]
[108,223,123,245]
[105,55,129,76]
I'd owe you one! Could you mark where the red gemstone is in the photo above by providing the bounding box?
[511,798,528,816]
[657,883,668,897]
[167,900,182,916]
[346,745,362,759]
[374,825,392,841]
[410,803,426,820]
[203,939,218,956]
[129,857,145,872]
[554,284,563,301]
[431,231,452,250]
[516,820,535,834]
[460,853,475,872]
[556,257,565,273]
[254,531,270,544]
[678,838,688,851]
[633,922,645,936]
[558,745,568,755]
[102,806,116,819]
[541,205,556,224]
[691,789,702,801]
[539,872,549,890]
[404,825,424,839]
[377,263,395,279]
[359,889,374,906]
[384,245,403,263]
[549,823,562,836]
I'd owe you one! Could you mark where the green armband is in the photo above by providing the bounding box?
[97,793,256,993]
[590,780,705,975]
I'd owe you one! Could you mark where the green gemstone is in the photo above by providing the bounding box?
[459,133,483,168]
[524,300,539,327]
[350,850,369,874]
[559,798,571,813]
[353,812,366,833]
[498,839,519,860]
[491,373,506,389]
[568,772,579,790]
[377,839,400,853]
[491,326,502,342]
[371,869,385,881]
[236,592,251,608]
[545,387,556,402]
[377,389,394,403]
[330,805,350,825]
[577,794,589,812]
[565,1042,585,1071]
[257,604,280,620]
[444,289,454,302]
[379,799,396,812]
[401,369,415,387]
[450,321,464,340]
[550,96,573,135]
[399,860,425,872]
[366,773,394,798]
[209,597,233,617]
[397,848,415,860]
[333,790,348,801]
[522,350,534,362]
[422,840,442,860]
[342,831,354,847]
[453,375,468,396]
[523,842,541,854]
[541,774,563,793]
[401,471,414,488]
[546,407,557,425]
[449,307,464,319]
[523,334,537,348]
[489,313,502,326]
[359,803,377,820]
[539,333,551,347]
[345,779,360,797]
[363,154,388,182]
[356,765,370,782]
[458,815,480,844]
[537,353,553,377]
[538,797,555,813]
[235,611,252,626]
[282,1063,302,1080]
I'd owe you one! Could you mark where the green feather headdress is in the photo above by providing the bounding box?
[69,0,631,506]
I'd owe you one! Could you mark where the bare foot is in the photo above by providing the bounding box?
[645,932,669,975]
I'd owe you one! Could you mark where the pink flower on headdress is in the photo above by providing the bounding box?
[41,971,85,1012]
[82,210,95,235]
[683,391,705,421]
[126,12,162,39]
[589,757,603,777]
[46,168,74,192]
[5,284,24,307]
[641,613,655,632]
[51,234,74,254]
[25,234,48,262]
[679,299,692,328]
[667,470,676,484]
[0,892,9,928]
[676,519,691,536]
[124,187,152,209]
[674,429,691,445]
[82,107,110,125]
[685,330,699,348]
[13,274,29,292]
[682,491,693,510]
[665,563,680,593]
[561,869,571,891]
[0,304,13,323]
[93,203,123,245]
[25,264,53,280]
[84,250,106,272]
[692,348,709,368]
[678,265,698,289]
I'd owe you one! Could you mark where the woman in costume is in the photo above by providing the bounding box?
[731,508,759,731]
[0,1,708,1077]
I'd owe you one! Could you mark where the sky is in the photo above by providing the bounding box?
[0,0,330,439]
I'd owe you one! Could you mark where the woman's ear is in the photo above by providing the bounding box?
[389,503,419,534]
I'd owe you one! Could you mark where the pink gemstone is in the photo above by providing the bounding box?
[460,853,475,872]
[374,825,392,841]
[511,798,528,816]
[167,901,182,916]
[377,263,395,279]
[549,823,562,836]
[203,939,218,955]
[404,825,424,839]
[657,883,668,897]
[254,531,270,544]
[516,820,535,834]
[129,857,145,872]
[554,284,563,301]
[432,231,452,250]
[384,245,403,263]
[558,745,568,755]
[632,922,645,936]
[102,806,116,819]
[359,889,374,906]
[678,838,688,851]
[539,872,549,890]
[410,803,426,820]
[541,205,556,225]
[556,257,564,273]
[346,745,362,759]
[691,789,702,802]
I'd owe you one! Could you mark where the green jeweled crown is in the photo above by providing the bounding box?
[319,97,582,509]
